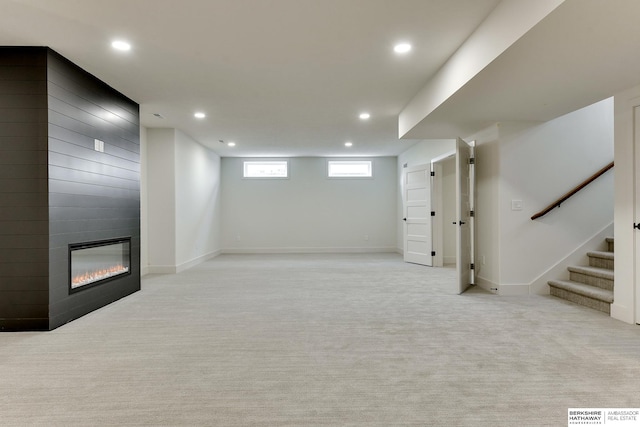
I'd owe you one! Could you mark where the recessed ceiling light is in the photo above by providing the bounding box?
[111,40,131,51]
[227,142,236,147]
[359,112,370,120]
[194,112,206,119]
[345,142,353,147]
[394,43,412,54]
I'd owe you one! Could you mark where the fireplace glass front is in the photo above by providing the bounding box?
[69,238,131,292]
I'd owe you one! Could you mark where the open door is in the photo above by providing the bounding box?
[403,164,433,266]
[456,138,475,294]
[431,151,456,267]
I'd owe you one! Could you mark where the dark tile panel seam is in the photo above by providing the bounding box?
[46,55,139,112]
[47,99,139,140]
[46,68,139,121]
[47,108,140,150]
[48,166,141,190]
[47,152,140,179]
[47,180,140,197]
[48,135,140,172]
[48,128,140,163]
[47,193,140,208]
[46,82,138,121]
[47,89,140,138]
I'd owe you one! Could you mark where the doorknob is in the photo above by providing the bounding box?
[403,218,407,221]
[459,221,466,225]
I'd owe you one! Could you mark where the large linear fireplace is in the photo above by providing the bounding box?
[69,238,132,293]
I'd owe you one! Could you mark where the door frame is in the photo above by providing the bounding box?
[456,138,475,294]
[431,151,456,268]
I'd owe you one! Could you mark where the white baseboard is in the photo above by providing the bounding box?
[222,246,397,254]
[444,255,456,265]
[176,250,221,273]
[146,250,222,275]
[147,265,177,274]
[528,222,613,295]
[475,275,498,293]
[611,302,635,325]
[141,266,150,277]
[498,283,530,296]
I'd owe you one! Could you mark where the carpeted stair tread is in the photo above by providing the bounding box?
[567,265,613,279]
[587,250,614,260]
[548,279,614,303]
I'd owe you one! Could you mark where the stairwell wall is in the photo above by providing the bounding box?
[494,98,614,295]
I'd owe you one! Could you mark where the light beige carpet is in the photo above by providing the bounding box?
[1,253,640,426]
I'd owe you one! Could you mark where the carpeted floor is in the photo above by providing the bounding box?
[1,253,639,426]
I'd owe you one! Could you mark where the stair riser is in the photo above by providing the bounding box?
[569,271,613,291]
[589,257,614,270]
[550,287,611,314]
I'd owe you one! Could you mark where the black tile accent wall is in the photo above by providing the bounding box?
[46,49,140,330]
[0,47,49,330]
[0,47,141,331]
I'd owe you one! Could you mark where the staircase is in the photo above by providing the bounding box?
[547,237,614,314]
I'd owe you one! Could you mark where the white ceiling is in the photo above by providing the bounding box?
[402,0,640,139]
[0,0,501,157]
[3,1,639,158]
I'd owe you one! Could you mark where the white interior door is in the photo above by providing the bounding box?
[403,164,432,266]
[456,138,474,294]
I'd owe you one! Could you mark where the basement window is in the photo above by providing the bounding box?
[243,161,288,178]
[328,160,373,178]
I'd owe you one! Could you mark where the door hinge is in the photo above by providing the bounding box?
[470,263,475,270]
[431,251,436,257]
[431,211,436,216]
[470,210,475,217]
[469,157,475,165]
[430,171,435,176]
[634,223,640,230]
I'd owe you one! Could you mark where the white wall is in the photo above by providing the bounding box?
[221,157,397,253]
[175,130,222,269]
[146,128,176,272]
[497,98,614,294]
[145,128,222,273]
[396,139,455,251]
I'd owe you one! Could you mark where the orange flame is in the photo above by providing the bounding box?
[72,264,129,288]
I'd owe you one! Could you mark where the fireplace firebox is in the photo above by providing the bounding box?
[69,238,131,293]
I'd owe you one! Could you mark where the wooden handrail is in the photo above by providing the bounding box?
[531,161,614,220]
